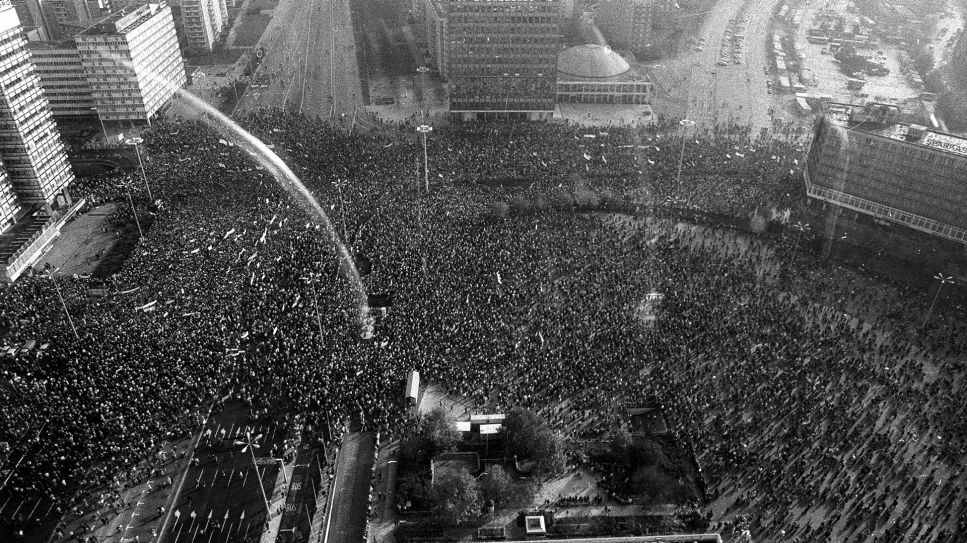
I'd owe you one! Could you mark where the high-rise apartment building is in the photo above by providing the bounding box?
[0,1,73,206]
[806,103,967,244]
[28,40,96,116]
[74,2,186,122]
[418,0,561,121]
[596,0,659,54]
[181,0,225,53]
[0,0,76,281]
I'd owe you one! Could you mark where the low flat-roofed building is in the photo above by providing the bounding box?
[806,102,967,244]
[556,44,653,105]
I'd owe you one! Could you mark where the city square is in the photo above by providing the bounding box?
[0,1,966,543]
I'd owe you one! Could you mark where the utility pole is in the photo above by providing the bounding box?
[45,267,79,340]
[921,273,954,329]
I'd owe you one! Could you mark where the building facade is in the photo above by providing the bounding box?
[181,0,224,52]
[806,104,967,244]
[28,41,96,116]
[596,0,657,54]
[0,1,73,207]
[442,0,562,120]
[422,0,446,76]
[0,0,76,281]
[74,2,186,122]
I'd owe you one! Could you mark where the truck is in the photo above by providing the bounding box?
[405,370,420,406]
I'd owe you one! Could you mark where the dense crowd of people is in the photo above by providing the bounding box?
[0,110,965,543]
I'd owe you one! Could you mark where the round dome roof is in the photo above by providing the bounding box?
[557,44,631,79]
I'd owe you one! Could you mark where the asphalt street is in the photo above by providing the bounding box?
[324,432,374,543]
[236,0,363,118]
[647,0,785,131]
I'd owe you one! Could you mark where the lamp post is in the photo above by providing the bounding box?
[921,273,954,329]
[123,137,152,202]
[675,118,696,186]
[45,266,79,340]
[119,180,145,241]
[234,433,272,516]
[91,107,108,143]
[416,123,432,193]
[790,221,811,265]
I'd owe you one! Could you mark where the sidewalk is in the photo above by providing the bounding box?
[366,441,398,543]
[259,439,299,543]
[308,446,337,543]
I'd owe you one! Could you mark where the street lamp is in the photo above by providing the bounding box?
[675,118,696,186]
[790,221,811,264]
[91,107,108,143]
[234,432,272,516]
[118,180,145,241]
[416,123,433,193]
[44,266,79,340]
[921,273,954,328]
[123,137,152,202]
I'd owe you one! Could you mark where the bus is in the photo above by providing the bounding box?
[405,370,420,406]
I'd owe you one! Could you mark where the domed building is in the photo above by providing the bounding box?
[555,44,653,105]
[557,44,631,79]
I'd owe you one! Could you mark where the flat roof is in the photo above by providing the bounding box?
[78,2,159,36]
[826,103,967,158]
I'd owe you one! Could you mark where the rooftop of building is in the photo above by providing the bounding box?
[557,44,653,84]
[26,40,79,50]
[78,2,161,36]
[826,102,967,158]
[558,44,630,79]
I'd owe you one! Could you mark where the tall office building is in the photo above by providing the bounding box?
[596,0,659,54]
[0,0,76,281]
[181,0,225,52]
[806,103,967,245]
[74,2,186,122]
[28,40,97,117]
[0,1,73,206]
[423,0,561,121]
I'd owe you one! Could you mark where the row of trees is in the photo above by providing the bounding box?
[433,466,535,525]
[400,407,565,525]
[923,34,967,130]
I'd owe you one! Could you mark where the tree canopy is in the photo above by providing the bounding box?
[432,466,482,525]
[501,407,566,475]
